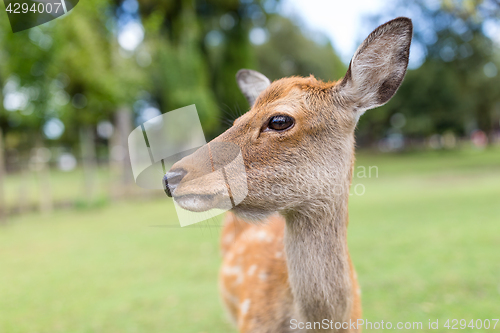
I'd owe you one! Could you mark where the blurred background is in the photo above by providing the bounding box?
[0,0,499,332]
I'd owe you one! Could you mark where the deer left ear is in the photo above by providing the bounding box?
[339,17,412,115]
[236,69,271,107]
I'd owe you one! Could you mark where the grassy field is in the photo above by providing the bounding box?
[1,148,499,332]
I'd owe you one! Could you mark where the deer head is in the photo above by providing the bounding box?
[164,17,412,221]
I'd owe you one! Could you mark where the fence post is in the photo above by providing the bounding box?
[34,137,53,214]
[80,126,97,206]
[110,108,133,199]
[0,128,6,223]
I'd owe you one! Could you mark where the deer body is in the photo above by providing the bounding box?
[220,212,362,332]
[164,18,413,333]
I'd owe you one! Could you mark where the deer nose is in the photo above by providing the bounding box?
[163,169,187,197]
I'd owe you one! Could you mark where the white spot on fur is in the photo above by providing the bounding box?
[223,233,234,245]
[240,299,251,316]
[275,251,283,258]
[251,229,273,242]
[247,264,257,276]
[256,230,267,241]
[223,265,242,276]
[258,271,268,281]
[223,265,244,285]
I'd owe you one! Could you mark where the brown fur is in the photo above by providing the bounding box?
[220,213,362,333]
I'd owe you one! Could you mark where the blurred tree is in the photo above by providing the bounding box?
[0,0,147,206]
[357,0,500,146]
[199,1,346,130]
[254,15,346,82]
[51,0,146,202]
[0,0,145,150]
[0,126,5,222]
[116,0,345,138]
[198,1,257,119]
[133,0,281,137]
[0,20,53,149]
[134,0,223,139]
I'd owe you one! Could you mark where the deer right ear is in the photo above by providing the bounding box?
[236,69,271,107]
[339,17,412,115]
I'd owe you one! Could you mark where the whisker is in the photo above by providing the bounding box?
[219,104,236,120]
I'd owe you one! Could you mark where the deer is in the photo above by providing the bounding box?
[163,17,412,333]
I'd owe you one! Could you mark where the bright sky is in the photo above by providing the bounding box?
[280,0,387,63]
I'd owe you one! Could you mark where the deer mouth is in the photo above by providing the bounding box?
[173,192,231,212]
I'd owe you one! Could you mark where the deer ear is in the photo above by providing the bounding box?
[339,17,412,115]
[236,69,271,107]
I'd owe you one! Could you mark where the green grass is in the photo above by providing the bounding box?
[350,148,500,331]
[1,147,500,332]
[0,200,231,333]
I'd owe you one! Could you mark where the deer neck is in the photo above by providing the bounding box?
[283,149,354,328]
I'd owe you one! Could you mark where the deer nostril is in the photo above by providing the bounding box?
[163,169,187,197]
[163,174,172,197]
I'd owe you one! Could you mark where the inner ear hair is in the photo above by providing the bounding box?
[340,17,413,113]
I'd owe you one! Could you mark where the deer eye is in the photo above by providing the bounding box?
[265,115,294,132]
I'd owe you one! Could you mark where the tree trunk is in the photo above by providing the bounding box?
[17,160,29,215]
[80,126,97,206]
[38,157,53,214]
[110,108,133,199]
[34,136,53,214]
[476,102,493,145]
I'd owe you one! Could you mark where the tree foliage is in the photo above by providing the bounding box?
[357,0,500,145]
